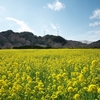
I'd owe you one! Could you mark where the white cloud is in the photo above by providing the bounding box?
[87,30,100,35]
[50,23,57,30]
[89,21,100,27]
[77,30,100,41]
[47,0,65,11]
[6,17,34,33]
[0,6,5,12]
[0,6,6,14]
[50,23,60,30]
[86,30,100,41]
[90,9,100,19]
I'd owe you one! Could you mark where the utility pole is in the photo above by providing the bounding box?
[57,31,59,36]
[44,30,45,36]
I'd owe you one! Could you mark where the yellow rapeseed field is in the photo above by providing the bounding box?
[0,49,100,100]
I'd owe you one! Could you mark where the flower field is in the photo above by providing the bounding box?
[0,49,100,100]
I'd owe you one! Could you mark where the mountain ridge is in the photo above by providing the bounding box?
[0,30,100,49]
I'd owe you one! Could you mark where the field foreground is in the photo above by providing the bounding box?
[0,49,100,100]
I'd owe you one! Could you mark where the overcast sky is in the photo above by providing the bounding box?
[0,0,100,41]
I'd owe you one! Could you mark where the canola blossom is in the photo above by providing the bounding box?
[0,49,100,100]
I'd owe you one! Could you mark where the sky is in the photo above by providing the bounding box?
[0,0,100,41]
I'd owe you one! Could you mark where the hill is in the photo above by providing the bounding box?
[88,40,100,48]
[0,30,100,49]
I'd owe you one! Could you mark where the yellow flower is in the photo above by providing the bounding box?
[72,81,78,87]
[88,84,97,92]
[34,86,39,91]
[38,80,44,88]
[56,74,62,81]
[57,86,63,91]
[98,88,100,94]
[16,73,20,79]
[13,62,18,67]
[8,73,13,79]
[51,92,57,99]
[7,96,12,99]
[73,94,80,100]
[26,66,31,71]
[11,93,16,97]
[68,87,73,92]
[26,87,31,93]
[0,80,4,88]
[78,74,85,82]
[0,86,5,93]
[52,85,56,90]
[52,73,56,78]
[2,75,6,80]
[36,71,39,78]
[68,60,72,64]
[92,60,98,66]
[12,84,22,93]
[21,76,25,81]
[62,73,66,77]
[27,75,32,82]
[81,67,88,73]
[83,87,88,91]
[30,96,34,100]
[73,88,78,92]
[56,91,62,95]
[45,94,50,99]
